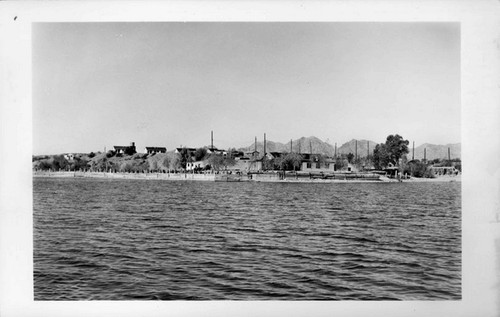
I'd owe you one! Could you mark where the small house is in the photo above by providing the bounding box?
[114,142,136,154]
[175,147,197,154]
[430,166,459,176]
[144,147,167,154]
[300,154,335,172]
[207,146,227,157]
[186,161,207,171]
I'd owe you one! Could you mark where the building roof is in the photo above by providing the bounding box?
[268,152,284,158]
[146,146,166,150]
[175,147,197,152]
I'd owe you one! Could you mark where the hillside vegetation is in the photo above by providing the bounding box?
[33,151,181,173]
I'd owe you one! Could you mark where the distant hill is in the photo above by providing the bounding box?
[239,136,379,157]
[413,143,461,160]
[337,139,378,157]
[239,136,336,156]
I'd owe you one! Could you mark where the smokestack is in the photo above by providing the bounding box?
[424,148,426,161]
[255,136,257,153]
[367,141,369,159]
[412,141,415,161]
[448,147,451,161]
[290,139,293,153]
[264,133,266,155]
[335,143,337,158]
[309,141,312,154]
[299,142,301,154]
[211,131,213,149]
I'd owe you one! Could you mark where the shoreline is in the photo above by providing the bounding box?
[32,171,461,183]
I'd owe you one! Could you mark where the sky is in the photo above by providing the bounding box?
[32,22,460,155]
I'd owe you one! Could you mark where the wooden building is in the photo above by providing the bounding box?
[144,147,167,154]
[114,142,136,154]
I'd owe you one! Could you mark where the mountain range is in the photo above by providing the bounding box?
[238,136,461,160]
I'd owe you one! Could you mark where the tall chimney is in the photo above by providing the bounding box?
[290,139,293,153]
[367,141,369,159]
[412,141,415,161]
[424,148,426,161]
[309,141,312,154]
[335,143,337,158]
[448,147,451,161]
[211,131,213,149]
[264,133,266,155]
[255,136,257,153]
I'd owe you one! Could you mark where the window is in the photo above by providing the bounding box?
[306,162,312,168]
[325,163,330,169]
[316,162,320,169]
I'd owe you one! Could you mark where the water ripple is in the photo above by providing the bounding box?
[33,178,461,300]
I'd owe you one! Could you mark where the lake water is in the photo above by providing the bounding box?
[33,177,461,300]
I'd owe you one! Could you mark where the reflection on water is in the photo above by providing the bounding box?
[33,178,461,300]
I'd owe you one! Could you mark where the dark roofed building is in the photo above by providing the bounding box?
[145,147,167,154]
[114,142,136,154]
[207,146,227,156]
[175,147,197,154]
[268,151,284,159]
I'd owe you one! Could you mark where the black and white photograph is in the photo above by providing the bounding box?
[1,1,500,316]
[31,22,462,301]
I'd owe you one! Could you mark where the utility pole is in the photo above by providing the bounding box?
[355,140,358,161]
